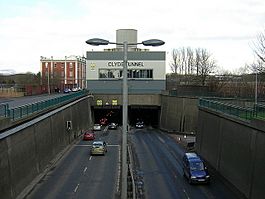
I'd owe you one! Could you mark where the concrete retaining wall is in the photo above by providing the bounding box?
[0,96,92,199]
[92,94,161,106]
[160,95,198,133]
[197,107,265,199]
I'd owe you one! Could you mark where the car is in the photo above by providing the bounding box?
[90,141,107,155]
[100,118,108,125]
[93,124,102,131]
[182,152,210,184]
[135,121,144,128]
[108,122,118,129]
[83,130,95,141]
[72,87,79,92]
[63,88,71,93]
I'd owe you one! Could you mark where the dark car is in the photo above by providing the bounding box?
[182,152,210,184]
[135,121,144,129]
[63,88,71,93]
[83,130,95,141]
[108,122,118,129]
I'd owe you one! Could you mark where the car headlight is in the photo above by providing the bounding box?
[191,176,196,179]
[206,175,210,178]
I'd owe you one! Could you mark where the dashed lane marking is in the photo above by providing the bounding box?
[74,184,80,193]
[83,167,87,173]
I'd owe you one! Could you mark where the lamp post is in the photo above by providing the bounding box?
[255,67,258,105]
[45,62,50,95]
[86,37,164,198]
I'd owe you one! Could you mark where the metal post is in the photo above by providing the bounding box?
[255,69,258,105]
[121,41,128,199]
[46,62,50,95]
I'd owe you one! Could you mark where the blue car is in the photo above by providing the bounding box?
[182,152,210,184]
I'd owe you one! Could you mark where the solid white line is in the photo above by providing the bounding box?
[74,184,80,193]
[74,144,120,147]
[83,167,87,173]
[75,145,92,147]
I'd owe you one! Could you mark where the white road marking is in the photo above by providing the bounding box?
[89,156,92,161]
[158,136,166,143]
[74,144,120,147]
[183,189,190,199]
[74,184,80,193]
[83,167,87,173]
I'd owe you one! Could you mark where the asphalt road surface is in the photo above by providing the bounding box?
[130,127,244,199]
[26,126,121,199]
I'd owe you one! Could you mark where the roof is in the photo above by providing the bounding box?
[185,152,200,160]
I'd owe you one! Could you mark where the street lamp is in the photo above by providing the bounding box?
[45,62,50,95]
[86,37,164,198]
[255,67,258,105]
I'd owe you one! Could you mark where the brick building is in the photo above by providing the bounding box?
[40,55,86,92]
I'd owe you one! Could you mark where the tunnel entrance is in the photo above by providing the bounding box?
[129,105,160,127]
[92,105,160,128]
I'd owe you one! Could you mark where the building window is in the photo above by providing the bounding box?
[61,71,64,77]
[99,69,153,79]
[69,71,73,77]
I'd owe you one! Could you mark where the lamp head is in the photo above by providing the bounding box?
[85,38,110,46]
[142,39,165,47]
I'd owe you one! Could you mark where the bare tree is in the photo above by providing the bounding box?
[195,48,217,85]
[253,29,265,64]
[246,60,265,73]
[170,49,180,73]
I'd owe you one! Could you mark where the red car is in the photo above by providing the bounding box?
[83,130,95,141]
[100,118,108,125]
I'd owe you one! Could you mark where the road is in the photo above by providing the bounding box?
[25,125,244,199]
[26,126,121,199]
[130,127,244,199]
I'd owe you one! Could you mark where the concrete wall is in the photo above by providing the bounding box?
[92,94,161,106]
[0,96,92,199]
[197,107,265,199]
[160,95,198,133]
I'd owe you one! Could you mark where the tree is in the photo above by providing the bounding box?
[253,29,265,64]
[195,48,217,85]
[170,49,180,73]
[170,47,217,85]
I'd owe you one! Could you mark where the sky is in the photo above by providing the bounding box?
[0,0,264,74]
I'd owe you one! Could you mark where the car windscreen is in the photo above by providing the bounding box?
[190,161,204,171]
[93,143,103,147]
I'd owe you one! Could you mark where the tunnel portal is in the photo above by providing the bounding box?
[92,105,160,128]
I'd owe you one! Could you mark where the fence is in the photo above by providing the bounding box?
[0,103,9,117]
[198,98,255,120]
[1,90,89,121]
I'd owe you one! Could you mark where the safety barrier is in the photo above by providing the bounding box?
[199,98,255,120]
[4,90,89,120]
[0,103,9,117]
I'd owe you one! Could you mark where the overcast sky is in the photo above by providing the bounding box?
[0,0,264,74]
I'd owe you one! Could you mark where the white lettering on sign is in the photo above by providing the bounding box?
[107,61,144,67]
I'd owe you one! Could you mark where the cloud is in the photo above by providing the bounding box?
[0,0,264,73]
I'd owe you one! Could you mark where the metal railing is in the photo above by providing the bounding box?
[0,103,9,117]
[199,98,255,120]
[254,104,265,119]
[4,90,89,120]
